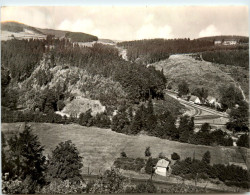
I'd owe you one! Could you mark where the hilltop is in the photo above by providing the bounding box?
[196,35,248,42]
[1,21,98,42]
[1,21,44,34]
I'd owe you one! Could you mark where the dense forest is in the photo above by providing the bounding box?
[117,38,214,64]
[1,38,166,122]
[202,49,249,69]
[51,39,166,102]
[65,32,98,42]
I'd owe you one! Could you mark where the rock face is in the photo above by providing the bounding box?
[61,96,106,117]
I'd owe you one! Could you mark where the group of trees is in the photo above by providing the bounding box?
[202,49,249,69]
[78,110,111,128]
[110,99,236,147]
[172,151,249,189]
[219,85,249,132]
[1,39,45,82]
[118,38,214,64]
[2,124,84,193]
[189,124,233,146]
[2,38,167,122]
[65,31,98,42]
[52,40,166,102]
[2,125,159,194]
[111,98,178,138]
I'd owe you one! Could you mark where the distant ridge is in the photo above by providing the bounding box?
[196,35,249,42]
[1,21,98,42]
[1,21,44,34]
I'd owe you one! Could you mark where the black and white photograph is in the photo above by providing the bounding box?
[1,5,249,193]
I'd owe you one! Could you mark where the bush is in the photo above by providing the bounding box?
[135,180,157,193]
[88,168,126,193]
[171,152,180,161]
[40,179,86,194]
[236,134,249,148]
[120,151,127,158]
[145,146,151,157]
[114,157,145,172]
[145,158,158,174]
[202,151,211,164]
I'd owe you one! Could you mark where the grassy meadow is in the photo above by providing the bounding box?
[2,122,249,174]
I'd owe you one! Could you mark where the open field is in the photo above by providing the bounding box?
[2,122,249,174]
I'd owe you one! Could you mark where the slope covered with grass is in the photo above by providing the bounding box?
[2,122,248,174]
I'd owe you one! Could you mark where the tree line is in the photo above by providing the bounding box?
[117,38,214,64]
[202,49,249,69]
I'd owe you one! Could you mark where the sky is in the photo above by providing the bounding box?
[1,6,249,40]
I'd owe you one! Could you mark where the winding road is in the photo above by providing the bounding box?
[165,90,229,127]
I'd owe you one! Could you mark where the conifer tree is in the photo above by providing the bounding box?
[8,124,46,184]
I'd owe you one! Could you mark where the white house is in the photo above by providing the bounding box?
[223,39,237,45]
[214,40,222,45]
[154,159,170,177]
[189,95,201,104]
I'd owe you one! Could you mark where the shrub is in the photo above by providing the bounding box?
[120,151,127,158]
[236,134,249,148]
[145,158,158,174]
[40,179,86,194]
[135,180,157,193]
[202,151,211,164]
[88,168,126,193]
[171,152,180,161]
[145,146,151,157]
[114,157,145,172]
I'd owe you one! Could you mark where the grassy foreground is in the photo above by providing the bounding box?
[2,122,248,174]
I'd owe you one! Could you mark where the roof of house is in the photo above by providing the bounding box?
[155,159,170,168]
[189,95,199,102]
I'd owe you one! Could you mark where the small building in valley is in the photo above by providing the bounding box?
[189,95,201,104]
[154,159,170,177]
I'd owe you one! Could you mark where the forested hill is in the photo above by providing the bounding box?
[117,39,214,65]
[197,35,249,43]
[1,38,167,118]
[1,21,98,42]
[1,21,44,34]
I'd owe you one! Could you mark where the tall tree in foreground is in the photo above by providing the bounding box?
[7,124,46,192]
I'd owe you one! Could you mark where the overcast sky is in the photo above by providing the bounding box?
[1,6,249,40]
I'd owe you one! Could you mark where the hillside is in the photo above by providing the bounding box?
[2,122,248,174]
[1,21,46,40]
[36,28,69,38]
[1,21,98,42]
[150,54,245,99]
[65,31,98,42]
[1,21,44,34]
[18,55,127,116]
[2,38,183,121]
